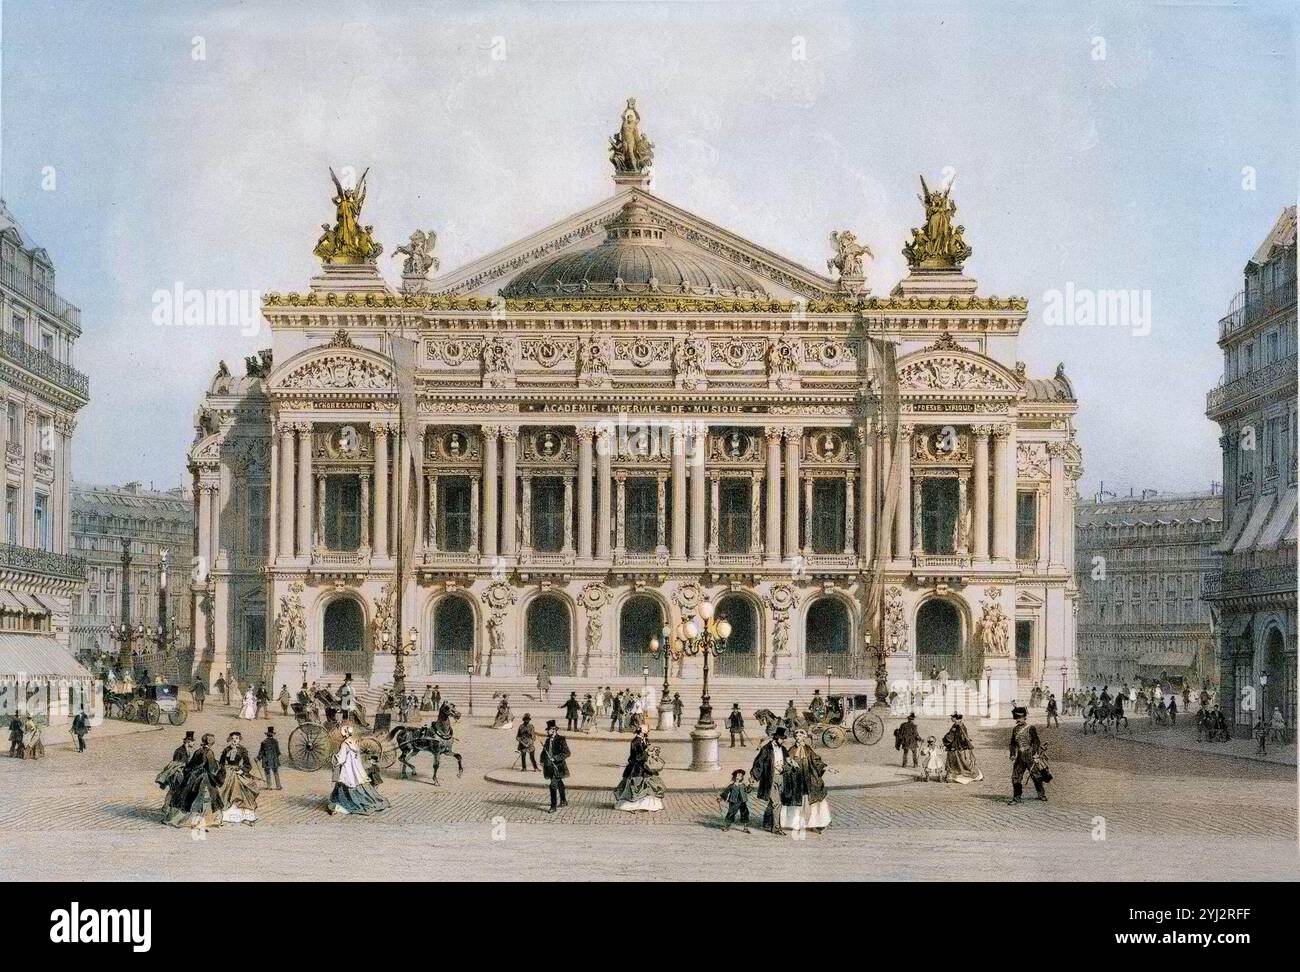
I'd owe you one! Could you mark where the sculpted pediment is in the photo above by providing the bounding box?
[269,347,395,394]
[188,431,224,466]
[896,343,1019,395]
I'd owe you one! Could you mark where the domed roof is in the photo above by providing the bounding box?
[501,199,767,300]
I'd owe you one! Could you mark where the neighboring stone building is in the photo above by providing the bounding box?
[68,482,194,674]
[1206,206,1297,732]
[0,199,88,654]
[1075,491,1222,689]
[188,104,1081,704]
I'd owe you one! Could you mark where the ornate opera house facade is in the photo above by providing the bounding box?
[188,104,1081,698]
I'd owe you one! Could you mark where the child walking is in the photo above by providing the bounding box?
[921,735,945,782]
[718,770,752,833]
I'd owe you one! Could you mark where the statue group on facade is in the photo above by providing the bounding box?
[827,229,871,282]
[314,168,384,265]
[609,97,654,174]
[902,175,972,271]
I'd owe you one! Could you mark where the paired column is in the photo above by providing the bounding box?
[655,472,668,555]
[502,431,518,559]
[972,426,991,561]
[782,427,800,560]
[360,475,371,550]
[372,425,390,559]
[268,432,279,561]
[856,426,874,561]
[596,429,612,559]
[576,428,593,559]
[415,432,427,558]
[893,426,912,559]
[991,426,1014,560]
[277,423,295,559]
[689,428,707,560]
[670,429,687,559]
[1048,441,1066,567]
[481,426,499,562]
[765,428,782,563]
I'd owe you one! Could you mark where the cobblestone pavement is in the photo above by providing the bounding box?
[2,705,1296,880]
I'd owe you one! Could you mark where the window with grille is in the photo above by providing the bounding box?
[624,478,657,552]
[717,478,751,553]
[531,477,565,552]
[1015,492,1037,559]
[323,476,361,550]
[812,479,846,553]
[921,479,958,554]
[440,477,472,552]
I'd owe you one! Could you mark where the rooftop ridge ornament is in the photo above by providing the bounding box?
[313,167,384,266]
[393,228,439,293]
[902,174,972,272]
[609,97,654,186]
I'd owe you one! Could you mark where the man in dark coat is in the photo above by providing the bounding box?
[9,714,24,757]
[1008,706,1047,804]
[609,691,624,733]
[750,727,788,834]
[191,678,207,711]
[540,720,570,812]
[516,713,539,770]
[257,727,282,790]
[70,709,90,752]
[896,713,920,767]
[215,672,229,706]
[562,691,581,732]
[727,703,746,747]
[255,683,271,719]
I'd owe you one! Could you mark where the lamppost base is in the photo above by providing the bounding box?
[658,709,677,731]
[688,725,721,771]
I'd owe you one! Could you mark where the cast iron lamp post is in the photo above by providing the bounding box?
[381,625,417,700]
[649,624,675,730]
[661,600,731,770]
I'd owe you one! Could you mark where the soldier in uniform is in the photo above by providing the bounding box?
[1007,705,1048,804]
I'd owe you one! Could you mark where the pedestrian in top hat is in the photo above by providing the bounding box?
[172,730,197,763]
[70,708,90,753]
[562,691,581,732]
[277,684,292,716]
[258,727,282,790]
[1007,706,1049,804]
[540,719,570,812]
[215,671,229,706]
[580,694,595,732]
[750,726,788,834]
[727,703,747,747]
[191,678,207,711]
[895,712,920,767]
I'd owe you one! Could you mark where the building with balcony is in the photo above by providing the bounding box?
[187,105,1081,702]
[68,482,194,676]
[1075,491,1222,689]
[0,199,88,658]
[1206,206,1297,732]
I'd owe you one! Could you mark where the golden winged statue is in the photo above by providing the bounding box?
[313,167,383,265]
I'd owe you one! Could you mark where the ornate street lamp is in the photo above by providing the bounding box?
[649,624,674,730]
[381,625,418,700]
[109,621,145,680]
[1060,664,1068,707]
[825,665,833,700]
[661,599,731,771]
[467,663,475,716]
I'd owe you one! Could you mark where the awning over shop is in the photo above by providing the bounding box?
[1233,494,1277,554]
[0,592,52,615]
[0,633,94,679]
[1259,487,1297,548]
[1215,501,1252,553]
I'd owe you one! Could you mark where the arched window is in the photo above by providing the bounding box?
[804,598,850,676]
[525,595,571,675]
[619,596,664,676]
[431,595,475,673]
[714,595,759,677]
[915,599,962,679]
[322,599,367,676]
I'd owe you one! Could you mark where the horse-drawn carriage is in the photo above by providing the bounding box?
[286,702,398,771]
[105,683,189,726]
[754,694,885,748]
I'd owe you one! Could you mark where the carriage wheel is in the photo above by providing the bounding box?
[109,698,127,720]
[168,703,189,726]
[358,735,384,767]
[821,726,847,749]
[378,743,398,769]
[852,712,885,745]
[289,724,331,772]
[144,702,161,725]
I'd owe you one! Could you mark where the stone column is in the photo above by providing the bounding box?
[765,428,782,563]
[576,427,593,559]
[802,473,814,556]
[414,431,426,558]
[1048,442,1066,568]
[783,427,800,560]
[209,481,221,566]
[911,478,923,556]
[359,474,371,550]
[844,473,855,555]
[671,429,687,559]
[268,431,279,561]
[708,473,721,556]
[595,430,612,559]
[614,472,627,558]
[563,473,574,556]
[879,429,892,558]
[197,483,212,574]
[857,426,874,561]
[278,423,295,560]
[655,472,668,556]
[422,475,433,552]
[749,470,762,556]
[991,426,1014,560]
[519,473,532,556]
[315,475,325,550]
[501,430,518,559]
[469,473,480,556]
[972,426,991,561]
[481,426,499,561]
[295,424,312,558]
[1037,484,1050,565]
[690,428,708,560]
[956,474,968,556]
[372,425,389,559]
[894,426,912,560]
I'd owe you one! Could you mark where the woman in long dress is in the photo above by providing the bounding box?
[942,713,983,784]
[327,726,391,816]
[613,725,665,812]
[238,687,258,720]
[492,695,514,730]
[779,727,831,834]
[162,734,225,828]
[217,732,259,824]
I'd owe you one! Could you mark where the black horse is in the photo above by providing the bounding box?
[388,702,463,783]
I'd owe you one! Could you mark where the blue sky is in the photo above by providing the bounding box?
[1,0,1295,496]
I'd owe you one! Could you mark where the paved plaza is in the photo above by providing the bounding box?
[2,701,1297,881]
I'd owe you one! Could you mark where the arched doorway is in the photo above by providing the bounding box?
[915,599,963,679]
[431,595,475,673]
[525,595,572,676]
[322,598,368,677]
[619,595,664,677]
[1261,626,1292,729]
[804,597,851,677]
[714,595,758,677]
